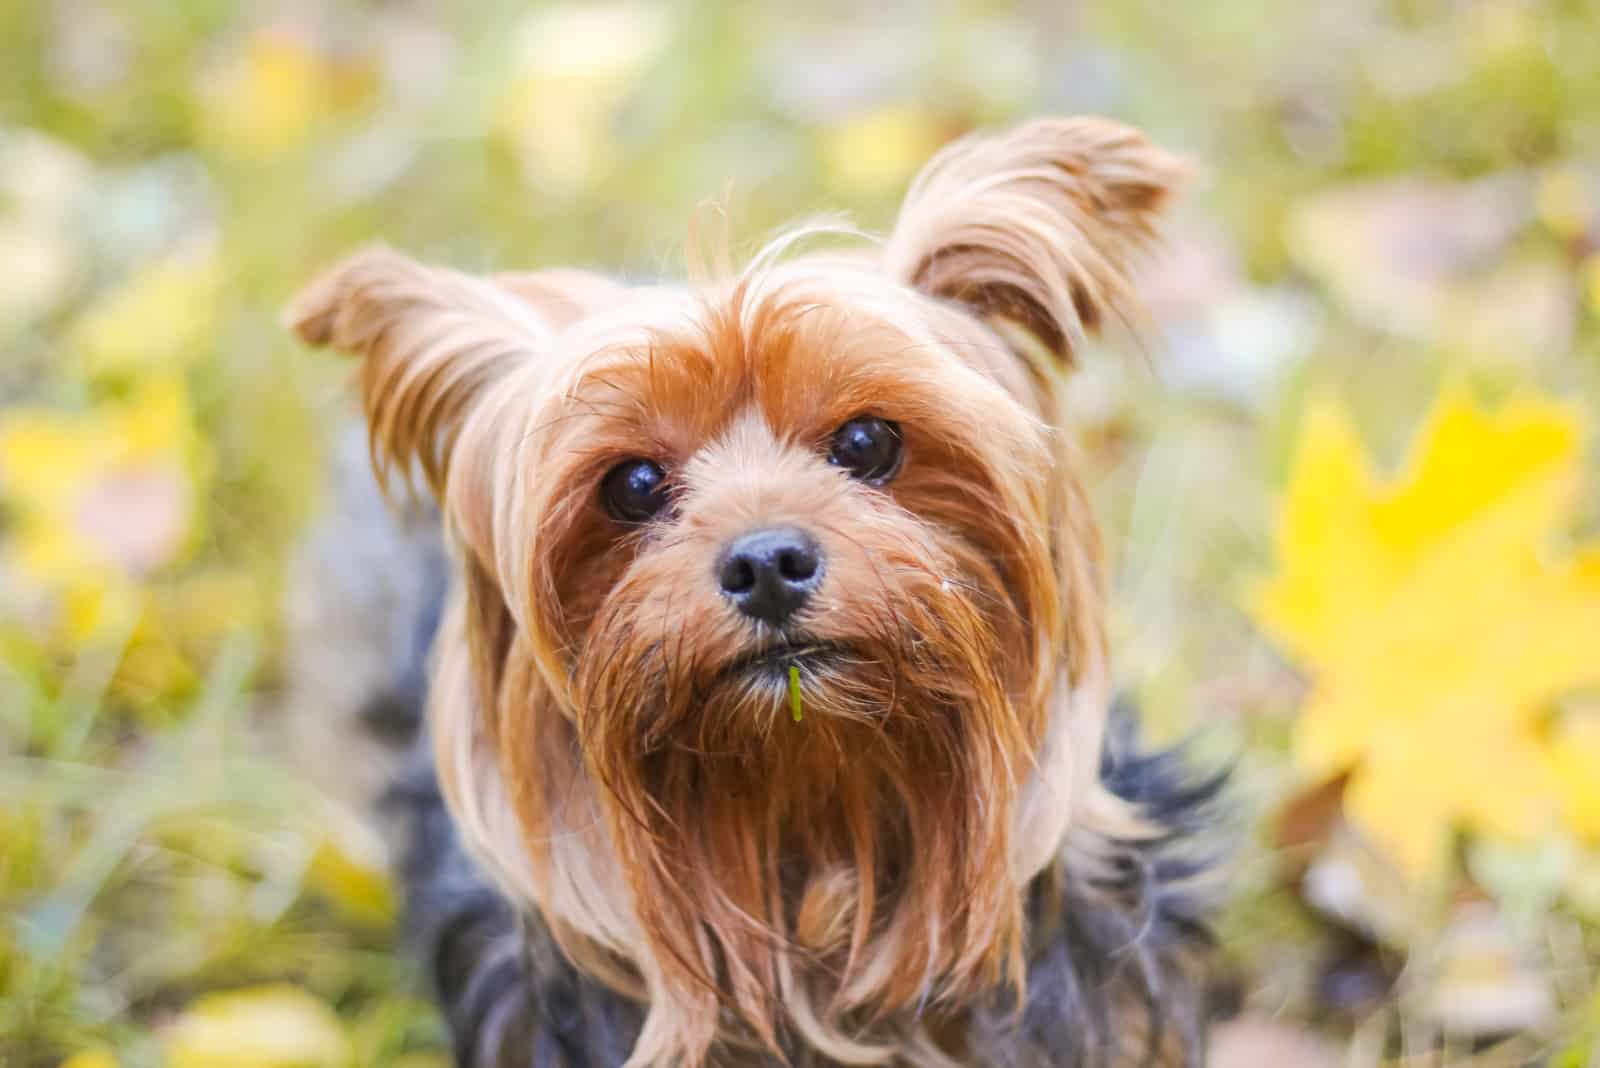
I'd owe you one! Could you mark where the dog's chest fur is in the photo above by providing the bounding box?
[385,704,1217,1068]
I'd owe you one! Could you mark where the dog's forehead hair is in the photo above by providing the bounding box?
[540,270,1036,469]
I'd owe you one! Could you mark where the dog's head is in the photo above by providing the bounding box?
[289,117,1185,1065]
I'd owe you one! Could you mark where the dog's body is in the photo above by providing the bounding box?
[285,117,1221,1067]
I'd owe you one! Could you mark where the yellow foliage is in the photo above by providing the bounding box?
[1460,0,1541,67]
[197,29,373,160]
[163,570,264,647]
[1254,387,1600,880]
[818,105,946,196]
[1535,169,1594,241]
[0,373,261,698]
[164,985,349,1068]
[59,1052,118,1068]
[1581,254,1600,318]
[70,254,222,378]
[304,838,397,928]
[1554,705,1600,841]
[496,3,671,191]
[0,377,203,580]
[0,376,209,652]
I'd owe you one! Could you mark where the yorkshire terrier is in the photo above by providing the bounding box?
[283,116,1221,1067]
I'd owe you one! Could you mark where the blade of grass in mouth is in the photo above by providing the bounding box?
[788,664,803,723]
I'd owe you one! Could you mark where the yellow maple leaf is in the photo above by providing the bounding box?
[164,985,349,1068]
[1254,386,1600,880]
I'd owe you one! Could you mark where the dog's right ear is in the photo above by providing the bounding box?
[285,245,555,503]
[287,247,631,571]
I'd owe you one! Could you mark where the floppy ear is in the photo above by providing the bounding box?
[884,116,1188,364]
[285,245,555,500]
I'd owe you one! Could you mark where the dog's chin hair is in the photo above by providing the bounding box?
[558,551,1035,1065]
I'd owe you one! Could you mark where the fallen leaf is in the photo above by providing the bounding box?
[164,985,349,1068]
[1253,387,1600,880]
[1274,773,1347,857]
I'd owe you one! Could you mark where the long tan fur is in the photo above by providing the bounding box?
[288,116,1186,1067]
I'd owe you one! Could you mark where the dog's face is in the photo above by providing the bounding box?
[290,117,1183,1065]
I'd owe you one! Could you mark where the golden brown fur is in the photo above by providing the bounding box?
[286,117,1190,1067]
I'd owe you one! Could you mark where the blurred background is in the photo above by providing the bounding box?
[3,1,1599,1065]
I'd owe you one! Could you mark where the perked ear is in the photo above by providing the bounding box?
[884,116,1188,363]
[284,245,558,500]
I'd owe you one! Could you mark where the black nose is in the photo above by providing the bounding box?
[717,526,823,626]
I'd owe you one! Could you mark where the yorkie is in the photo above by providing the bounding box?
[283,116,1221,1067]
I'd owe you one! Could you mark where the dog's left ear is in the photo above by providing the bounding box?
[884,116,1188,364]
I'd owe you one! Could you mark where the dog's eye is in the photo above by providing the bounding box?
[828,416,903,484]
[601,459,670,523]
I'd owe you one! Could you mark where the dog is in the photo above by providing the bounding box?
[283,116,1221,1067]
